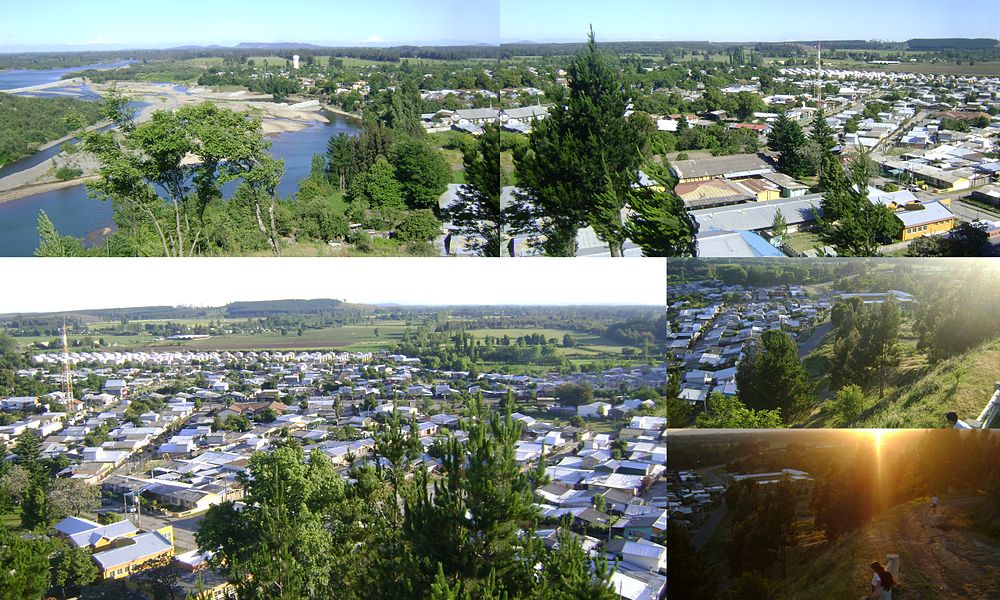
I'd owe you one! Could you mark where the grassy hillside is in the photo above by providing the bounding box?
[776,496,1000,600]
[799,326,1000,428]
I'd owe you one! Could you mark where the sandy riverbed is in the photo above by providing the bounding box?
[0,81,331,203]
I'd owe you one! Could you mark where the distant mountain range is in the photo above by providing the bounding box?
[164,41,496,51]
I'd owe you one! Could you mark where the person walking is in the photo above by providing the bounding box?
[930,495,939,516]
[867,561,894,600]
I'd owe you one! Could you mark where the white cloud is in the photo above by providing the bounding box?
[362,35,385,43]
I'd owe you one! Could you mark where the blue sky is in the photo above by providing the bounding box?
[500,0,1000,43]
[0,0,500,51]
[0,259,666,312]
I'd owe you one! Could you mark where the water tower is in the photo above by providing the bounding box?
[293,55,300,69]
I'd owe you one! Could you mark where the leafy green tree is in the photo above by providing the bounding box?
[666,519,714,600]
[533,526,616,599]
[50,540,99,598]
[402,400,542,597]
[82,95,285,256]
[554,382,594,406]
[395,209,442,242]
[390,139,450,210]
[197,445,348,599]
[833,384,865,426]
[816,149,898,256]
[0,530,51,599]
[809,109,837,155]
[21,479,50,530]
[735,92,765,122]
[623,160,698,256]
[14,430,43,473]
[35,210,85,257]
[512,29,649,256]
[447,124,502,256]
[767,113,810,178]
[350,155,405,211]
[771,208,788,238]
[735,330,812,422]
[695,393,784,428]
[47,479,100,520]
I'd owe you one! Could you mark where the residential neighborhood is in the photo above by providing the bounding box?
[2,345,667,599]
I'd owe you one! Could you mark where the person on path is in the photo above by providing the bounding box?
[866,561,894,600]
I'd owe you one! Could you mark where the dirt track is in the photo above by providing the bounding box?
[881,496,1000,599]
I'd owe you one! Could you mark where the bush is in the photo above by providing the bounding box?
[55,166,83,180]
[348,229,373,253]
[395,209,442,242]
[676,152,689,160]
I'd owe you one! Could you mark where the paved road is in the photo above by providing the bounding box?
[693,501,727,550]
[798,321,833,358]
[951,199,1000,222]
[126,511,206,552]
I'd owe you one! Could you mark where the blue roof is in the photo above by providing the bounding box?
[67,519,138,548]
[697,229,784,257]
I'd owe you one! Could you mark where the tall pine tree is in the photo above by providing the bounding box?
[513,28,648,256]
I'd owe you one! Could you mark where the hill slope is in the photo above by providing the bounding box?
[800,332,1000,428]
[777,496,1000,600]
[855,336,1000,428]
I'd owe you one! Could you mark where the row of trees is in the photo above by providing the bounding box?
[829,298,900,403]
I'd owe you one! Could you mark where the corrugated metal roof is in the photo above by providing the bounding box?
[671,153,774,180]
[692,194,824,231]
[895,201,955,227]
[696,229,784,257]
[92,530,172,569]
[67,520,137,548]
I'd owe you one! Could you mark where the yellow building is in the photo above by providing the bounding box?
[93,526,175,580]
[896,202,957,240]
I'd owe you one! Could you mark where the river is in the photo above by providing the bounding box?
[0,112,361,256]
[0,60,136,90]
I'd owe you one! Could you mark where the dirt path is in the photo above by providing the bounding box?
[798,320,832,359]
[886,496,1000,598]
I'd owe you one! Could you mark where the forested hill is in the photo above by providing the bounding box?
[907,38,999,50]
[224,299,351,317]
[0,94,103,167]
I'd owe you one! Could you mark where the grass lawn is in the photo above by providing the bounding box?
[501,150,515,180]
[183,57,225,67]
[1,508,22,530]
[248,56,293,65]
[783,231,824,254]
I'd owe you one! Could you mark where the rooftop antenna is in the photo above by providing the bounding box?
[61,321,75,411]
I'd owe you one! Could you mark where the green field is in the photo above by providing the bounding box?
[16,320,415,353]
[466,327,635,357]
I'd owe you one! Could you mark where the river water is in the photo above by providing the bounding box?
[0,61,136,90]
[0,112,360,255]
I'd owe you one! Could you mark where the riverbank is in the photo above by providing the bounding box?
[320,104,364,121]
[0,175,98,204]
